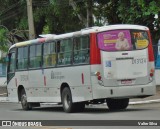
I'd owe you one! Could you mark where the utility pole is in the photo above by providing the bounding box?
[26,0,35,39]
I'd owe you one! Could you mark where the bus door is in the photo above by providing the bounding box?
[7,49,16,85]
[7,49,17,100]
[97,29,152,86]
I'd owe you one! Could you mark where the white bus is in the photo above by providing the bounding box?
[7,25,156,112]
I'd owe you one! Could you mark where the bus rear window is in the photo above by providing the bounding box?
[97,30,149,51]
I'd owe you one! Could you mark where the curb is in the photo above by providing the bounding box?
[0,97,9,102]
[129,99,160,105]
[0,93,7,96]
[38,99,160,106]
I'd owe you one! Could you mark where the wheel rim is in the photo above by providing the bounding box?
[21,95,27,108]
[64,94,71,109]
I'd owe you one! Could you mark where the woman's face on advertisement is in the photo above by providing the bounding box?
[118,32,124,41]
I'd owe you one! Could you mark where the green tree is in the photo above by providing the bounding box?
[0,0,160,46]
[117,0,160,43]
[92,0,160,43]
[0,28,10,52]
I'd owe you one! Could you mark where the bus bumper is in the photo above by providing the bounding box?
[92,82,156,99]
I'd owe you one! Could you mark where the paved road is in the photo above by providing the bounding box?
[0,102,160,129]
[0,85,160,129]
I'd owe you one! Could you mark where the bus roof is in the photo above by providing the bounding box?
[9,24,149,50]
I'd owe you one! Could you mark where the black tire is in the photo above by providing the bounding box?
[62,87,74,113]
[106,98,129,110]
[61,87,85,113]
[20,89,32,110]
[75,102,85,112]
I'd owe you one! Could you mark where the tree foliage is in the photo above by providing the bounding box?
[0,28,9,51]
[116,0,160,43]
[0,0,160,52]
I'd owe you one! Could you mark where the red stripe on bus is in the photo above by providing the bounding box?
[147,30,154,62]
[90,33,101,64]
[44,76,46,86]
[15,78,17,87]
[82,73,84,84]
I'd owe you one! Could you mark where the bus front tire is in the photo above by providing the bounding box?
[106,98,129,110]
[62,87,85,113]
[20,89,32,110]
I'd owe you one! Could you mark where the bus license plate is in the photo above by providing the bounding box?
[121,79,132,85]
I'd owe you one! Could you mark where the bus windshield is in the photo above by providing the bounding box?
[97,29,149,51]
[0,63,6,77]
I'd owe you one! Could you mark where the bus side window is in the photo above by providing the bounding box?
[49,54,56,66]
[82,36,90,63]
[43,41,57,67]
[73,36,89,64]
[43,43,50,67]
[58,53,64,65]
[73,38,80,64]
[17,47,28,70]
[8,53,16,73]
[50,42,57,66]
[29,44,42,68]
[57,39,72,66]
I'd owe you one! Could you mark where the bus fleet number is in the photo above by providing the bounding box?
[132,58,147,64]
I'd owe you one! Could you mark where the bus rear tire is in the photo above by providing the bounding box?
[20,89,32,110]
[106,98,129,110]
[62,87,85,113]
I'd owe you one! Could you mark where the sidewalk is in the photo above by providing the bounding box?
[0,86,7,97]
[129,85,160,104]
[0,86,160,104]
[0,86,8,102]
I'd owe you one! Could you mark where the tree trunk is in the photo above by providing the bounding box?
[86,0,93,27]
[69,0,87,27]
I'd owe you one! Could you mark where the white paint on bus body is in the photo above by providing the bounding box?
[7,25,156,104]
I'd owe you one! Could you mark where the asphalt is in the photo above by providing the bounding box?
[0,86,160,105]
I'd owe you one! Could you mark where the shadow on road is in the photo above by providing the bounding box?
[12,105,154,114]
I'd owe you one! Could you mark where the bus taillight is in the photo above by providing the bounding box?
[95,72,102,80]
[150,68,154,77]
